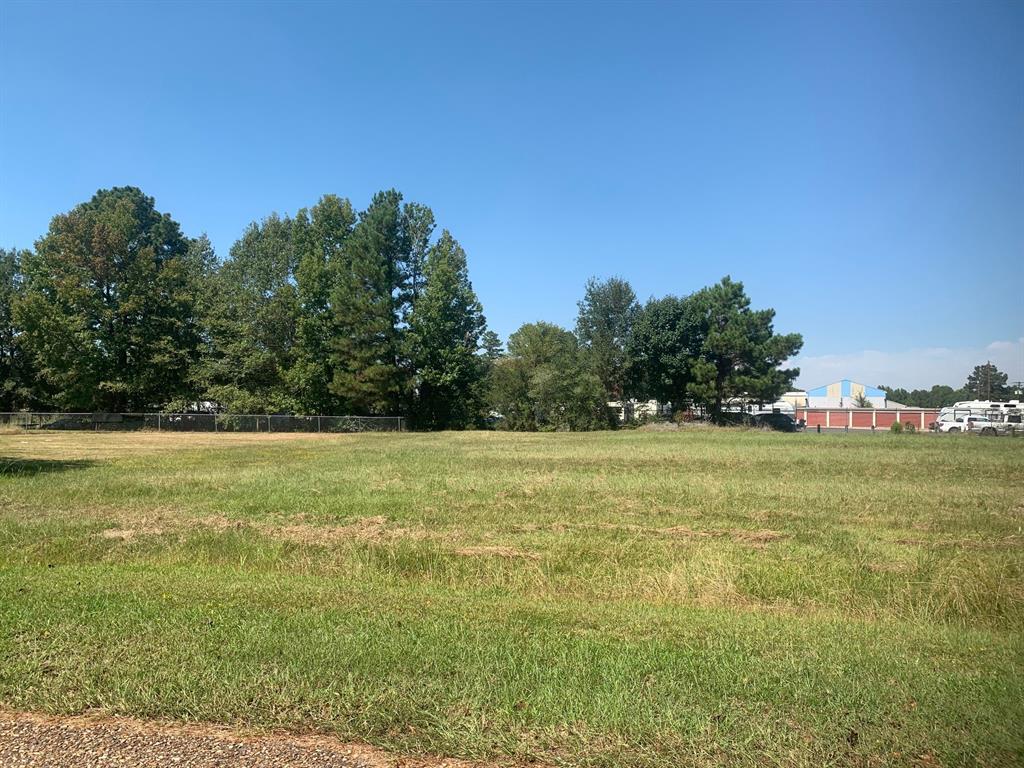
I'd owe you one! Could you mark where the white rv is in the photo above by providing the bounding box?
[933,400,1022,434]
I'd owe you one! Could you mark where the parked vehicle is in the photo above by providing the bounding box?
[970,410,1022,436]
[936,415,992,433]
[932,401,1023,433]
[751,412,804,432]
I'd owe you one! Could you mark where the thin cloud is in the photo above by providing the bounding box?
[793,338,1024,391]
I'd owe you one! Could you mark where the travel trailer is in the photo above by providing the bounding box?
[932,400,1022,434]
[950,399,1021,413]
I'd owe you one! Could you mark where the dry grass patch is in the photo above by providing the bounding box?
[453,545,540,561]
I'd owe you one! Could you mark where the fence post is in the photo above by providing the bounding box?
[267,415,271,433]
[157,413,161,432]
[317,415,321,433]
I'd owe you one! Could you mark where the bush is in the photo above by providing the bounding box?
[673,410,695,425]
[903,422,917,433]
[890,421,903,434]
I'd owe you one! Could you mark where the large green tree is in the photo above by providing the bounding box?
[625,295,701,407]
[575,277,639,400]
[0,248,36,410]
[401,202,435,313]
[964,362,1011,400]
[15,187,203,411]
[197,214,298,413]
[406,231,488,429]
[686,277,802,420]
[329,190,409,414]
[290,195,356,414]
[490,322,611,431]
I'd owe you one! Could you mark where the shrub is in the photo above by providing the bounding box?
[904,422,917,433]
[673,410,695,425]
[890,421,903,434]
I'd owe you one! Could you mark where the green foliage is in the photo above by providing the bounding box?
[0,249,36,410]
[290,195,356,414]
[400,202,435,314]
[890,421,903,433]
[626,295,698,407]
[880,384,969,408]
[490,322,612,431]
[329,191,407,415]
[575,277,639,399]
[406,231,488,429]
[14,187,203,411]
[903,421,917,433]
[685,277,802,421]
[853,391,873,408]
[628,278,801,421]
[965,362,1011,400]
[880,364,1018,408]
[6,189,807,432]
[196,213,300,413]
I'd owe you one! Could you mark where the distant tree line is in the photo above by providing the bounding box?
[879,363,1019,408]
[492,276,803,429]
[1,186,804,429]
[1,186,491,429]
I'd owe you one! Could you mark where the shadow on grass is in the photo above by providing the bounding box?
[0,457,96,477]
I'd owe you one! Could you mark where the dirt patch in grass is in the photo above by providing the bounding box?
[98,527,166,541]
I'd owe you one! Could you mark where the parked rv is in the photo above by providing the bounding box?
[931,400,1022,434]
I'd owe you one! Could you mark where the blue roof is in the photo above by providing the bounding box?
[807,379,886,398]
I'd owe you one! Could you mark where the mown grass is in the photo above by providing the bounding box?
[0,429,1021,766]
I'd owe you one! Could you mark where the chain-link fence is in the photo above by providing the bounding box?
[0,412,405,433]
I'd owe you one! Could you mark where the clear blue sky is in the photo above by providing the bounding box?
[2,1,1021,388]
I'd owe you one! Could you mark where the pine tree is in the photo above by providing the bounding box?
[685,277,802,421]
[407,231,488,429]
[401,202,435,314]
[329,191,407,414]
[291,195,356,413]
[965,362,1011,400]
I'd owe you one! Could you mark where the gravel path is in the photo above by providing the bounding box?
[0,711,482,768]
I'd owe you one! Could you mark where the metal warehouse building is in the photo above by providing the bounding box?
[806,379,888,409]
[787,379,940,430]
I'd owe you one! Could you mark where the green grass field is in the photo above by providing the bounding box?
[1,429,1021,766]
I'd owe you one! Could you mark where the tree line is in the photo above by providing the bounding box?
[879,362,1019,409]
[491,276,802,429]
[1,186,803,429]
